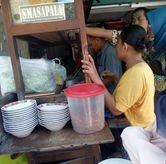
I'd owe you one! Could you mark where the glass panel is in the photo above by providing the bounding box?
[9,0,75,25]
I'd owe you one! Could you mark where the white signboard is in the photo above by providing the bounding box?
[19,3,66,23]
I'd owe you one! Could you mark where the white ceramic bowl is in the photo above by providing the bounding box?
[99,158,132,164]
[37,111,69,120]
[1,106,37,115]
[39,116,70,124]
[37,103,68,112]
[37,110,69,116]
[41,120,69,131]
[3,112,37,122]
[3,114,37,124]
[4,119,38,131]
[8,126,37,138]
[1,99,36,112]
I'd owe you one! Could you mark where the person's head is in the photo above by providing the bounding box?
[87,35,105,53]
[132,7,149,31]
[116,24,148,61]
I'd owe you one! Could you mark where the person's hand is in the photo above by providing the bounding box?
[81,55,103,85]
[101,71,120,85]
[101,71,115,85]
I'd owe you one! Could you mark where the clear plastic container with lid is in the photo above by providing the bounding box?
[64,83,105,134]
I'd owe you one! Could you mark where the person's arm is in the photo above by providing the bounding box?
[104,90,122,115]
[101,45,122,85]
[101,71,120,85]
[81,55,122,116]
[86,27,113,40]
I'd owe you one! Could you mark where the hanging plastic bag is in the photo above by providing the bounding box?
[0,56,16,96]
[51,58,67,85]
[0,56,57,96]
[20,57,56,93]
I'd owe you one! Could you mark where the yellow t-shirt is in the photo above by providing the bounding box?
[113,62,156,128]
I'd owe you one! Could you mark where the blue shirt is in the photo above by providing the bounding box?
[97,41,122,93]
[147,6,166,61]
[96,41,122,118]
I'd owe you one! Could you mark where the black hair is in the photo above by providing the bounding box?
[120,24,151,53]
[133,7,149,14]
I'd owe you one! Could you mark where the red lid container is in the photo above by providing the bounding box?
[64,83,105,98]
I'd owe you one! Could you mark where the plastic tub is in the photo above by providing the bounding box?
[64,83,105,134]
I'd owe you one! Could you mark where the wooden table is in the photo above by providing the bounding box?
[0,93,115,163]
[0,121,114,153]
[0,122,114,163]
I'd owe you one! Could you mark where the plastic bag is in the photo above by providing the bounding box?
[20,58,56,93]
[50,58,67,85]
[0,56,57,96]
[54,63,67,81]
[0,56,16,96]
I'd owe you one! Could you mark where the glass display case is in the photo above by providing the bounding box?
[1,0,91,100]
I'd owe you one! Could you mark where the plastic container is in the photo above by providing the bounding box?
[64,83,105,134]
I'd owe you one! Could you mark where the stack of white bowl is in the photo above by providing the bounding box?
[1,99,38,138]
[37,103,70,131]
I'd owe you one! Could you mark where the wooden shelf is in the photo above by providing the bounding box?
[1,0,91,100]
[11,19,80,36]
[25,92,67,104]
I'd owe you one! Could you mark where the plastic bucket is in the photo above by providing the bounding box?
[64,83,105,134]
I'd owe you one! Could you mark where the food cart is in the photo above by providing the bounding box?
[1,0,165,163]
